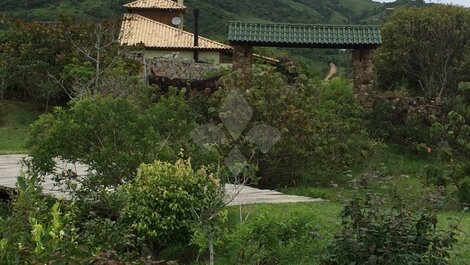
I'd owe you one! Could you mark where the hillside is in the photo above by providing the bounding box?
[0,0,428,73]
[1,0,428,37]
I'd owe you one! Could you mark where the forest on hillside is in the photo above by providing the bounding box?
[0,0,429,72]
[0,3,470,264]
[1,0,428,35]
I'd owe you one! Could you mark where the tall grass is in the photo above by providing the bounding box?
[0,100,41,154]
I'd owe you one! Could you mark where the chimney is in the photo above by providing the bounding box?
[193,9,199,62]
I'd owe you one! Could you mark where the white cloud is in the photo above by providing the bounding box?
[373,0,470,7]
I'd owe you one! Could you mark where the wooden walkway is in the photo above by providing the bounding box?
[0,155,322,205]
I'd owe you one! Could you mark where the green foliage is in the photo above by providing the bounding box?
[1,0,385,33]
[0,175,92,264]
[117,159,222,252]
[0,102,5,127]
[367,100,432,145]
[211,69,370,187]
[0,100,42,154]
[458,82,470,103]
[428,87,470,206]
[0,19,66,105]
[0,17,141,106]
[322,190,458,265]
[216,212,317,265]
[375,5,470,99]
[0,0,414,74]
[27,92,203,198]
[77,216,141,261]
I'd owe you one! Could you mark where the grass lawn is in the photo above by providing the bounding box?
[282,143,447,203]
[216,202,341,265]
[221,201,470,265]
[275,143,470,264]
[0,100,42,154]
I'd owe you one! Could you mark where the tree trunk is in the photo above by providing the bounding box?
[209,233,215,265]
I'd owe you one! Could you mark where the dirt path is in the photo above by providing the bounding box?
[0,155,322,205]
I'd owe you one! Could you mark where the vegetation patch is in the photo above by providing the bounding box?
[0,100,41,154]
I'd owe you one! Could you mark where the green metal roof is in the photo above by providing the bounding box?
[228,22,382,49]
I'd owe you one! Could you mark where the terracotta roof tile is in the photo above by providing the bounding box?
[120,14,232,50]
[124,0,186,10]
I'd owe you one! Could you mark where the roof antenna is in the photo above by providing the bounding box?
[193,9,199,62]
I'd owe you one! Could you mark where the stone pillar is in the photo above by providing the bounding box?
[352,49,375,108]
[232,44,253,78]
[353,49,374,93]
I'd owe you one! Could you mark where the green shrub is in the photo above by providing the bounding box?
[308,78,371,184]
[117,159,221,253]
[211,69,370,187]
[424,164,449,187]
[428,87,470,206]
[27,90,212,198]
[322,191,458,265]
[459,82,470,102]
[366,100,432,145]
[216,212,317,265]
[0,101,5,126]
[77,216,141,261]
[374,5,470,98]
[0,175,93,264]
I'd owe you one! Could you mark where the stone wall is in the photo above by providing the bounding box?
[232,44,253,77]
[146,58,223,81]
[352,49,374,94]
[359,93,445,122]
[376,96,444,119]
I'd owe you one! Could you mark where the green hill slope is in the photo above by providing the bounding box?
[1,0,428,74]
[1,0,428,36]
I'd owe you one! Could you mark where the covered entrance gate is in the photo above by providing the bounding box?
[228,22,382,97]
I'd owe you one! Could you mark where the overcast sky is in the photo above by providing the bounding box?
[373,0,470,7]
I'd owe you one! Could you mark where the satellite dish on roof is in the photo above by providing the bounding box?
[172,17,182,26]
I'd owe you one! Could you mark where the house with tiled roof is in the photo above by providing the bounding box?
[120,0,233,64]
[124,0,186,30]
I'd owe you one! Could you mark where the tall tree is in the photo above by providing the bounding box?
[52,16,143,101]
[375,5,470,100]
[0,17,142,106]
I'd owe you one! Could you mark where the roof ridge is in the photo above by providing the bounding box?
[124,0,186,9]
[121,13,231,50]
[228,21,382,48]
[228,21,380,28]
[125,13,191,36]
[127,13,231,48]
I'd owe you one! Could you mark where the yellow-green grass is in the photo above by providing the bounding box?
[223,201,470,265]
[0,100,42,154]
[439,210,470,265]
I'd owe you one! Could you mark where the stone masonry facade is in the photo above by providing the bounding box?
[353,49,374,96]
[232,45,253,77]
[146,58,223,81]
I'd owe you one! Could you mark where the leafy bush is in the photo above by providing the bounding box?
[367,99,432,145]
[375,5,470,98]
[117,159,222,253]
[322,191,458,265]
[0,175,92,264]
[0,101,5,126]
[210,68,371,187]
[427,84,470,206]
[309,78,371,183]
[213,212,317,265]
[0,175,146,263]
[0,17,141,107]
[77,216,141,262]
[27,91,209,198]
